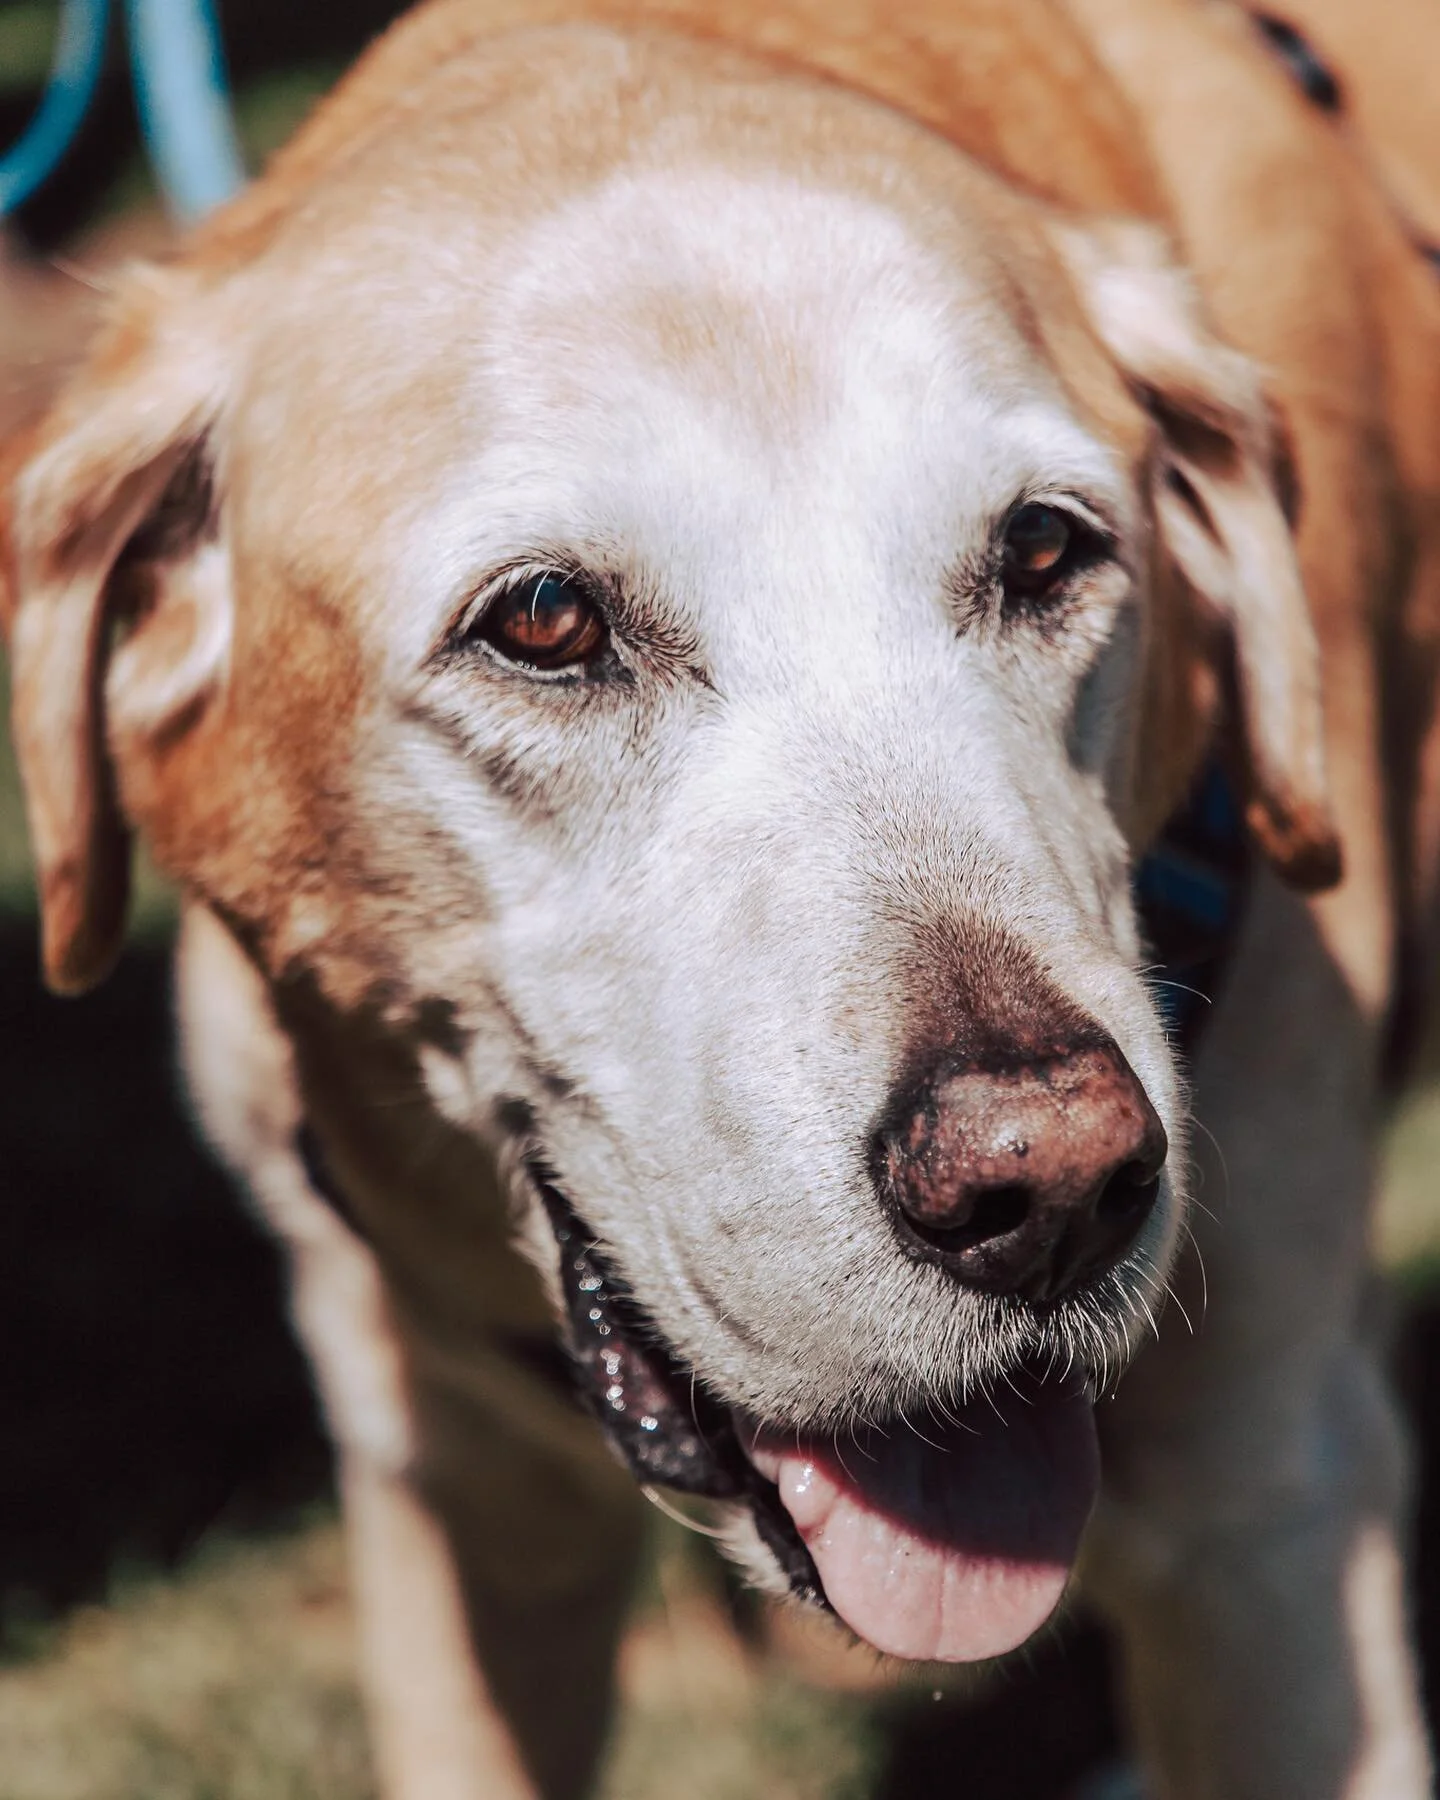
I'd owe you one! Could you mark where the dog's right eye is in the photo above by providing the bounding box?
[1002,504,1074,595]
[469,573,608,671]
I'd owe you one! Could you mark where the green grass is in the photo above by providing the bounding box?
[0,656,32,913]
[0,1516,882,1800]
[1380,1084,1440,1276]
[0,1521,375,1800]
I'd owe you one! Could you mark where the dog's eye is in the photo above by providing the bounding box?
[472,573,607,670]
[1001,504,1074,598]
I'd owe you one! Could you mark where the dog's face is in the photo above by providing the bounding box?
[3,32,1338,1663]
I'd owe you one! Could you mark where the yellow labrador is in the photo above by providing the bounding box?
[5,2,1440,1795]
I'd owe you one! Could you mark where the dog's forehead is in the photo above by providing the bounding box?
[487,165,1033,428]
[484,163,1115,501]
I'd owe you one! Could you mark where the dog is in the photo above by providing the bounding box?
[5,1,1440,1794]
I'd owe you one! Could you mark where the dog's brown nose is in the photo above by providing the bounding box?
[876,1042,1167,1302]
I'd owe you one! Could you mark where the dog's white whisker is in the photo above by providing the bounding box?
[639,1485,730,1539]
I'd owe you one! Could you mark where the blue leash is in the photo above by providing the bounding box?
[125,0,244,219]
[0,0,244,221]
[0,0,111,214]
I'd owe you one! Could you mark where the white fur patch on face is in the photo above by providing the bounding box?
[359,162,1180,1426]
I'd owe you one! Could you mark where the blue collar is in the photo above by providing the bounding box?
[1135,765,1252,1049]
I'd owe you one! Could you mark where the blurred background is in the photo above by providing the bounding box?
[4,4,1440,1797]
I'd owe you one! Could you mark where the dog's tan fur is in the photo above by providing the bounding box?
[4,2,1440,1795]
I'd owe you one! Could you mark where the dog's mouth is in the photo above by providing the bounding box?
[539,1178,1100,1663]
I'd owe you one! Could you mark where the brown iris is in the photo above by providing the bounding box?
[1001,503,1074,597]
[474,573,606,670]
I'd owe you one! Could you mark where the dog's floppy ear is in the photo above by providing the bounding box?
[1050,218,1342,892]
[1,264,230,993]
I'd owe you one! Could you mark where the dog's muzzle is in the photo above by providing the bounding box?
[535,1170,1103,1664]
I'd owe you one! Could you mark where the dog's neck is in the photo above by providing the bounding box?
[276,981,555,1346]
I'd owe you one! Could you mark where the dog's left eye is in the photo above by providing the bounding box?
[471,573,608,670]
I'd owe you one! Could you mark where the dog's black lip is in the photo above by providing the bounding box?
[532,1167,825,1605]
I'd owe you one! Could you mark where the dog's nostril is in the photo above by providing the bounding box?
[1096,1163,1161,1222]
[902,1184,1030,1256]
[965,1183,1031,1243]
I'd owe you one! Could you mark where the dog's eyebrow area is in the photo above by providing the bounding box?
[385,170,1137,693]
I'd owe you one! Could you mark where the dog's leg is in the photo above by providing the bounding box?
[329,1317,644,1800]
[296,1232,544,1800]
[397,1345,647,1800]
[250,1163,643,1800]
[176,904,644,1799]
[1085,875,1431,1799]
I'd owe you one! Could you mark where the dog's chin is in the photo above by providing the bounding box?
[538,1179,1102,1665]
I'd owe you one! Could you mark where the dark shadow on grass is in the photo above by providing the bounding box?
[869,1618,1118,1800]
[0,917,331,1633]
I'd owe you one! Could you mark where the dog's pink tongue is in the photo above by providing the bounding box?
[746,1384,1098,1663]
